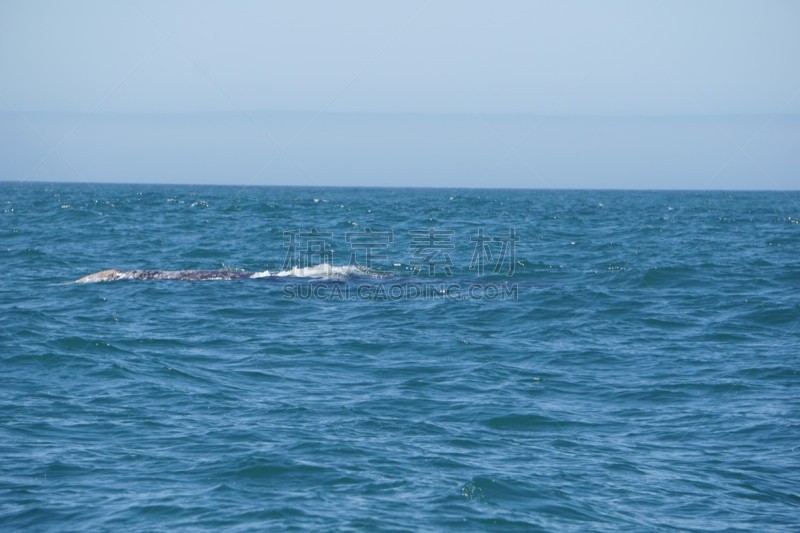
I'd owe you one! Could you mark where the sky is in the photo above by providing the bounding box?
[1,0,799,189]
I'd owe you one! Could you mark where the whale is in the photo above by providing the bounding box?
[74,264,371,283]
[75,269,253,283]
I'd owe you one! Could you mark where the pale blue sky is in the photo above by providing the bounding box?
[1,0,799,188]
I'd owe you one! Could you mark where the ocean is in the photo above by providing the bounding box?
[2,182,799,531]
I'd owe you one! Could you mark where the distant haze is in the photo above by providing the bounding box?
[1,1,798,189]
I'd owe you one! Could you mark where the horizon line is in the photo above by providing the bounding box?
[3,109,800,120]
[3,179,798,193]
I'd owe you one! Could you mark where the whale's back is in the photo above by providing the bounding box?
[75,269,126,283]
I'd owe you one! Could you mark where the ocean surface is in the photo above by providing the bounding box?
[2,182,799,531]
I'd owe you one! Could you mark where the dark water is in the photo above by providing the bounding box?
[2,182,799,531]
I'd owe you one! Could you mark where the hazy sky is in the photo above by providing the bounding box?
[1,0,799,188]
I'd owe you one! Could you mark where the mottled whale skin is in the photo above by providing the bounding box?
[75,269,252,283]
[75,264,371,283]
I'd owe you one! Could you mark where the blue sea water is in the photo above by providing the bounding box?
[1,182,799,531]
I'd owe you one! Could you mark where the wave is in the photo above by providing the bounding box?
[75,264,376,283]
[251,264,371,279]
